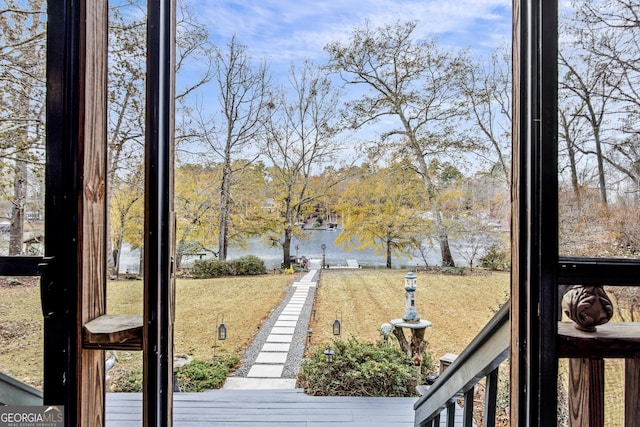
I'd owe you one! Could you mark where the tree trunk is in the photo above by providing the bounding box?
[566,140,582,207]
[218,157,232,260]
[438,226,455,267]
[386,231,392,269]
[138,242,144,276]
[398,111,455,267]
[594,130,607,204]
[9,159,27,255]
[283,228,292,268]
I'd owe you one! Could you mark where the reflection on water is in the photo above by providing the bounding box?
[119,230,480,273]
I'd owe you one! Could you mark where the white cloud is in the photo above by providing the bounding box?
[196,0,511,66]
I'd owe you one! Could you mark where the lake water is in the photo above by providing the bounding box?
[118,230,481,273]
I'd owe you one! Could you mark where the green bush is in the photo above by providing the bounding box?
[191,255,266,278]
[111,355,239,392]
[191,259,230,278]
[176,355,239,392]
[479,245,510,271]
[228,255,266,275]
[297,338,419,397]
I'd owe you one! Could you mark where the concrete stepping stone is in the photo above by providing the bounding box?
[255,352,288,364]
[247,364,284,378]
[271,327,295,335]
[261,343,290,352]
[223,269,320,390]
[274,320,297,327]
[266,334,293,343]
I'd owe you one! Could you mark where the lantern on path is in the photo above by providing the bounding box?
[333,310,342,336]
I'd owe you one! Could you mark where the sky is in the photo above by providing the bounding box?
[178,0,513,163]
[191,0,512,79]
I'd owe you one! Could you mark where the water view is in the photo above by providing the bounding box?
[118,229,490,273]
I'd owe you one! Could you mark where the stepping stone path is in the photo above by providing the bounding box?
[223,269,318,390]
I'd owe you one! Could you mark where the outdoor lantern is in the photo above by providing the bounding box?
[216,314,227,341]
[217,321,227,341]
[333,310,342,336]
[321,243,327,269]
[324,346,335,363]
[307,328,313,343]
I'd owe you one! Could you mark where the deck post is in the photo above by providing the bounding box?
[45,1,109,425]
[77,2,109,425]
[626,359,640,427]
[568,358,604,427]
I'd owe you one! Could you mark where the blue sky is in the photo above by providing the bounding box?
[179,1,512,162]
[193,0,512,75]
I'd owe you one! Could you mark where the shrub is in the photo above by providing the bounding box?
[110,355,240,393]
[297,338,419,397]
[191,256,266,278]
[228,255,266,275]
[479,245,510,271]
[440,266,466,275]
[191,259,230,278]
[176,355,239,392]
[110,366,143,392]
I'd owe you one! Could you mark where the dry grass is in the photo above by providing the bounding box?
[0,273,293,388]
[0,277,42,388]
[309,269,510,360]
[0,270,508,389]
[107,275,291,359]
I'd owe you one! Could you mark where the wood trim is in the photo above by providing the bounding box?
[83,315,143,350]
[0,256,44,276]
[558,258,640,286]
[509,1,522,425]
[78,1,109,425]
[143,1,176,426]
[558,322,640,359]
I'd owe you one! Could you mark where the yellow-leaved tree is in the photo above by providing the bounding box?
[109,167,144,277]
[335,162,430,268]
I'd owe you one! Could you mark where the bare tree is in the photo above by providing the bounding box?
[264,61,344,269]
[196,35,271,260]
[325,21,470,266]
[559,47,621,204]
[0,0,46,255]
[564,0,640,202]
[106,1,214,272]
[462,46,512,187]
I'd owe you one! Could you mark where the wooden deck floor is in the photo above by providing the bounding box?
[106,389,419,426]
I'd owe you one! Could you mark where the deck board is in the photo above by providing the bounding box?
[106,390,418,426]
[106,389,468,426]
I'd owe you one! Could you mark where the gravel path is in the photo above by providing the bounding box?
[230,270,318,379]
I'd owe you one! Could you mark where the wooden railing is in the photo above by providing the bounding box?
[413,302,510,427]
[558,322,640,427]
[0,372,43,406]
